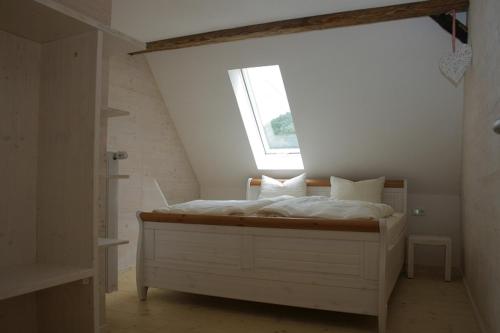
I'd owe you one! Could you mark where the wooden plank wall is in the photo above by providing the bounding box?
[37,280,95,333]
[50,0,112,26]
[37,30,100,268]
[0,30,41,268]
[0,293,38,333]
[106,53,200,271]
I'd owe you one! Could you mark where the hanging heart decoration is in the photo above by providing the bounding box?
[438,10,472,84]
[439,43,473,84]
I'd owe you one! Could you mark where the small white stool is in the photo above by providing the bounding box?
[407,235,452,281]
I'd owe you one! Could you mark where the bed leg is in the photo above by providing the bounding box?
[378,219,388,333]
[136,211,147,301]
[138,286,148,301]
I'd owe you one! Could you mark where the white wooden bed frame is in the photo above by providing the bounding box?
[136,179,407,333]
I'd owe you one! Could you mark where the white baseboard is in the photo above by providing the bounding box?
[462,277,488,333]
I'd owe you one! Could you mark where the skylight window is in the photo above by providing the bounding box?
[229,65,303,170]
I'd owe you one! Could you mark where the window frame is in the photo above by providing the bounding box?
[241,68,300,155]
[228,65,304,170]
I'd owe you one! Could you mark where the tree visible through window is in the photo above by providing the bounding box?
[267,112,298,149]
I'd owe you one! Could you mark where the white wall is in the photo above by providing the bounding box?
[145,18,464,267]
[462,0,500,331]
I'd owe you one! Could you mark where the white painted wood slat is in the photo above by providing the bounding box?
[144,267,379,316]
[255,236,362,254]
[136,180,407,333]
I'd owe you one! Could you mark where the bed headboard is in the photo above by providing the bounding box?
[246,178,407,214]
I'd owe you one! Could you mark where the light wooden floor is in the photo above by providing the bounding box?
[105,268,480,333]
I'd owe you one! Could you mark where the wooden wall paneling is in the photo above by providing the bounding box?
[92,30,104,333]
[0,264,93,301]
[0,1,106,331]
[34,0,144,50]
[98,28,147,332]
[35,28,102,332]
[37,279,94,333]
[461,0,500,329]
[0,280,96,333]
[98,55,109,330]
[0,0,143,52]
[102,31,145,58]
[47,0,112,26]
[106,52,200,271]
[37,30,101,269]
[0,0,93,43]
[0,293,38,333]
[0,31,41,268]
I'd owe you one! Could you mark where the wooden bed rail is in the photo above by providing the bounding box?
[249,178,405,188]
[139,212,380,232]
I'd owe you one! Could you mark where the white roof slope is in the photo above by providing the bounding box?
[111,1,464,199]
[111,0,421,42]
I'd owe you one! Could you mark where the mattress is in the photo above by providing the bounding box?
[386,213,407,247]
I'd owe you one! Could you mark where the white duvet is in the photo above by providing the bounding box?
[257,196,394,219]
[155,195,294,216]
[156,195,394,220]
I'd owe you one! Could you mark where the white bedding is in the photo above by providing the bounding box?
[155,195,294,216]
[257,196,394,219]
[157,196,394,220]
[154,196,406,247]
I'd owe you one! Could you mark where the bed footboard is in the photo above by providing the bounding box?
[136,213,404,333]
[136,212,148,301]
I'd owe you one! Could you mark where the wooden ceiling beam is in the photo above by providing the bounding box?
[130,0,469,55]
[430,13,468,43]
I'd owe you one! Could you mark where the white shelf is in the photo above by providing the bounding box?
[102,107,130,118]
[108,174,130,180]
[0,264,94,300]
[98,238,129,248]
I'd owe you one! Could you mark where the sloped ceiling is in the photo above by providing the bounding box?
[111,0,421,41]
[112,1,464,199]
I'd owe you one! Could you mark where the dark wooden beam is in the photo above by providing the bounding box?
[430,13,468,43]
[130,0,469,55]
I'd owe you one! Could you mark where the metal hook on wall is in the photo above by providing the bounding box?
[113,151,128,160]
[494,119,500,134]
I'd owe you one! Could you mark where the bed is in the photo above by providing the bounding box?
[136,178,407,333]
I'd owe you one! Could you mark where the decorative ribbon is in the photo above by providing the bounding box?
[451,9,456,52]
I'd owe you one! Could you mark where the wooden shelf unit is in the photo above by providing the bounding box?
[0,1,102,332]
[102,107,131,118]
[1,1,144,332]
[98,238,129,248]
[108,174,131,179]
[0,264,94,301]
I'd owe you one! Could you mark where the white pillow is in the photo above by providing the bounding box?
[330,176,385,203]
[258,173,307,199]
